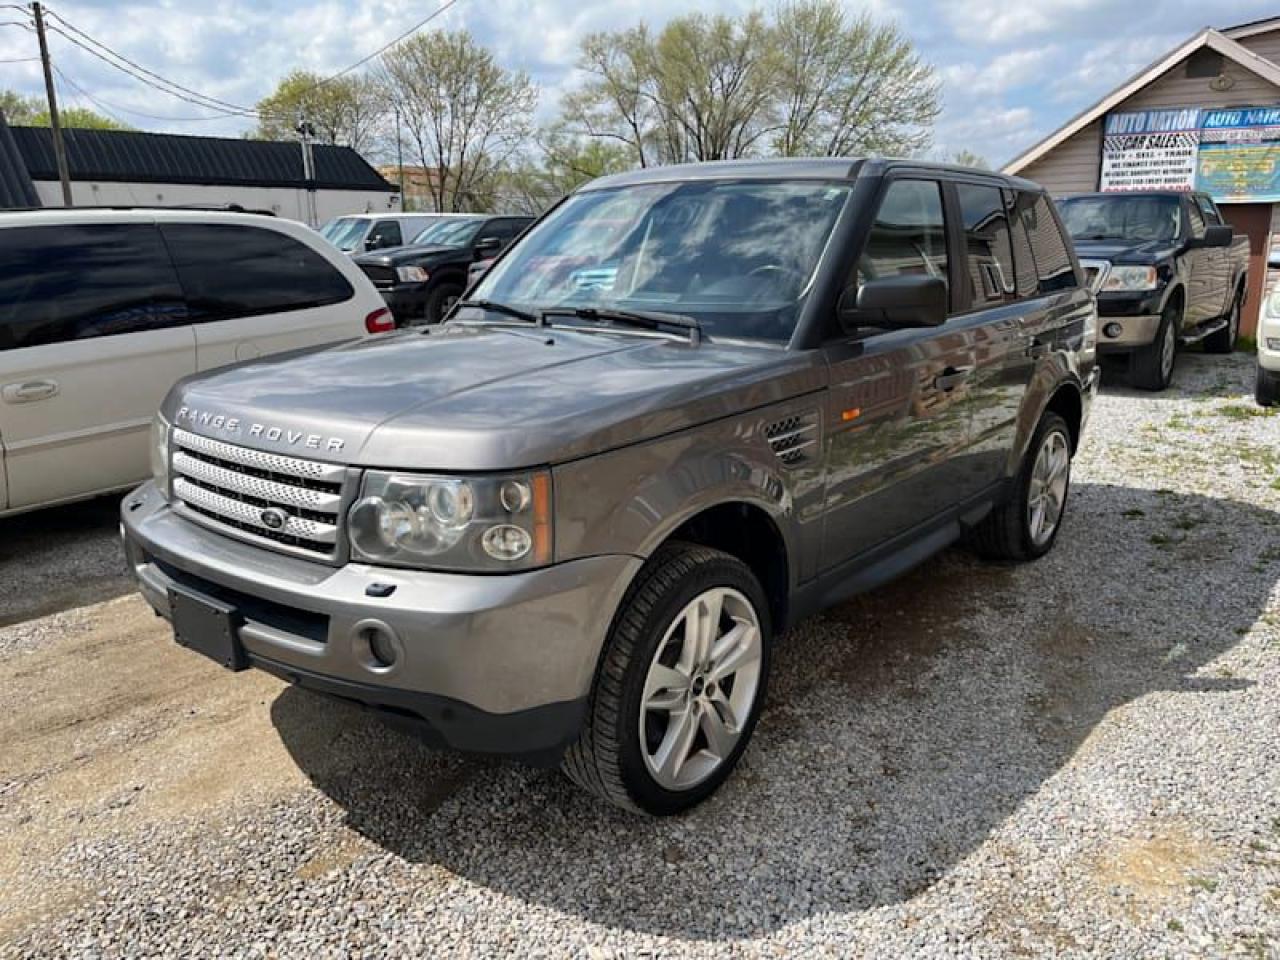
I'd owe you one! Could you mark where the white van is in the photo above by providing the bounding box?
[0,208,392,516]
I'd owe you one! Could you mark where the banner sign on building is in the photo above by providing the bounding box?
[1101,109,1202,192]
[1196,107,1280,203]
[1102,105,1280,202]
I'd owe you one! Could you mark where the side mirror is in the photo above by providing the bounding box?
[1189,224,1233,249]
[364,235,385,251]
[474,236,503,258]
[839,275,948,334]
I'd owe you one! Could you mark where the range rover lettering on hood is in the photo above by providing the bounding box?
[174,406,346,453]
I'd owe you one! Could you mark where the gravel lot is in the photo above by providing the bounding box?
[2,352,1279,958]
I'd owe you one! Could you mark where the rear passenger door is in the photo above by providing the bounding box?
[0,221,195,510]
[160,222,359,369]
[820,177,982,571]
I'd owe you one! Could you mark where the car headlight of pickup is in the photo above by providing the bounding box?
[150,414,171,499]
[1101,266,1159,292]
[395,265,429,283]
[348,470,552,571]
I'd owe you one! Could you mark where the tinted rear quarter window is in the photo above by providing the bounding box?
[160,223,353,323]
[1017,193,1078,294]
[956,183,1016,308]
[0,223,187,351]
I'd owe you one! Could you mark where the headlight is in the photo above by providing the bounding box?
[150,414,171,499]
[348,470,552,571]
[396,265,429,283]
[1102,266,1158,292]
[1265,286,1280,319]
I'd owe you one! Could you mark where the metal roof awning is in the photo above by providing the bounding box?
[0,110,40,209]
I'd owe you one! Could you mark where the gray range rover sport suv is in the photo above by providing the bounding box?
[122,159,1099,815]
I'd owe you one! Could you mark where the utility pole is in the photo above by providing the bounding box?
[31,2,72,206]
[295,116,317,227]
[393,103,405,211]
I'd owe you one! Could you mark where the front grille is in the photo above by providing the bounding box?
[359,263,397,288]
[170,429,351,562]
[765,412,819,467]
[1079,259,1110,293]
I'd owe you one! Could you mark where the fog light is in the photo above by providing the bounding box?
[1103,322,1123,339]
[352,619,402,673]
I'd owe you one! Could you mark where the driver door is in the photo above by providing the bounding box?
[820,177,979,572]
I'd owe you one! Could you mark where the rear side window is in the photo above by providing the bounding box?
[0,223,187,351]
[160,224,353,323]
[956,183,1016,308]
[1018,193,1078,294]
[859,179,949,286]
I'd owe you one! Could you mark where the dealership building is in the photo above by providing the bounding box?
[1004,17,1280,336]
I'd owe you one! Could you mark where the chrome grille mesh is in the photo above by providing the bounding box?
[170,429,350,560]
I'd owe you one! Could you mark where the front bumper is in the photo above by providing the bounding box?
[121,482,641,757]
[1096,312,1162,351]
[378,283,429,325]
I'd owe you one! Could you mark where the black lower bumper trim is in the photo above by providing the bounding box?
[253,654,587,763]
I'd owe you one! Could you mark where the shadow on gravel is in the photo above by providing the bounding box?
[0,494,132,627]
[272,482,1278,941]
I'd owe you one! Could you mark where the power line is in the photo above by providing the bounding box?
[0,55,38,62]
[52,64,232,124]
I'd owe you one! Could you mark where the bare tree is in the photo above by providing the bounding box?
[379,31,537,212]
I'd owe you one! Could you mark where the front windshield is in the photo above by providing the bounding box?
[470,180,851,342]
[1060,195,1182,242]
[412,218,484,247]
[321,217,370,251]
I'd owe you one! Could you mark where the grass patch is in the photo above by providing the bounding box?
[1188,875,1219,893]
[1167,918,1184,932]
[1218,404,1277,420]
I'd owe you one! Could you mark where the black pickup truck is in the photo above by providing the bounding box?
[1058,191,1249,390]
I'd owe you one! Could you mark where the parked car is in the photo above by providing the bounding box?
[318,213,464,255]
[1257,251,1280,405]
[122,159,1098,814]
[353,215,535,325]
[467,257,495,289]
[0,208,391,517]
[1058,191,1249,391]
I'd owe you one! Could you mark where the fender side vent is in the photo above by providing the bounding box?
[765,412,819,467]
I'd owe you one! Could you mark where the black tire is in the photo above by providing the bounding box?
[965,412,1072,563]
[424,282,464,325]
[562,542,772,815]
[1204,291,1242,354]
[1258,364,1280,407]
[1131,301,1179,391]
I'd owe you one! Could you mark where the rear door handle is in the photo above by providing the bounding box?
[933,366,972,392]
[2,379,59,404]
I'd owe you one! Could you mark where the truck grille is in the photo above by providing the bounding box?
[359,263,397,288]
[170,429,352,562]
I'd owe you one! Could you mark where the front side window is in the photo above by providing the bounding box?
[0,223,187,351]
[956,183,1015,308]
[160,223,353,323]
[472,180,852,342]
[858,179,949,286]
[1195,195,1222,226]
[368,220,402,247]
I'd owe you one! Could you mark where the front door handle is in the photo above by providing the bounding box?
[2,379,59,404]
[933,366,972,392]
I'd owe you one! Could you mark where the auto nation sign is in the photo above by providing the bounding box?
[1102,106,1280,202]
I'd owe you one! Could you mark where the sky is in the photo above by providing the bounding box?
[1,0,1277,169]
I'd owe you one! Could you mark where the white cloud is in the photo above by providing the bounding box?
[937,0,1109,45]
[941,47,1055,97]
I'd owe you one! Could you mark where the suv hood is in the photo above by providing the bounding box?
[1070,237,1178,264]
[353,244,457,267]
[165,325,823,470]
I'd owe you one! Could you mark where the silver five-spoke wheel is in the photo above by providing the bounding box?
[639,587,762,791]
[1160,318,1176,383]
[1027,429,1070,547]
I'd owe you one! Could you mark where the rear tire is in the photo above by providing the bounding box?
[562,543,771,815]
[425,282,464,325]
[966,412,1072,563]
[1131,301,1179,391]
[1204,292,1241,354]
[1258,364,1280,407]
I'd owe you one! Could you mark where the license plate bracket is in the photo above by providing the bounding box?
[169,587,247,671]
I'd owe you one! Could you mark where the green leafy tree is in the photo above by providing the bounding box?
[499,130,631,214]
[0,89,39,124]
[28,106,131,130]
[952,149,990,169]
[379,31,537,212]
[254,71,385,153]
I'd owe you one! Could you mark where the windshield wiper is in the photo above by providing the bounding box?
[451,299,539,324]
[539,306,703,345]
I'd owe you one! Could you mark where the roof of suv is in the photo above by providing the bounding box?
[581,157,1044,192]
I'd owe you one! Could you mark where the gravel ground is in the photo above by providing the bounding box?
[0,495,132,632]
[2,351,1279,958]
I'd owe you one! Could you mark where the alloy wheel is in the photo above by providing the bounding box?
[639,587,763,791]
[1027,429,1070,547]
[1160,318,1176,382]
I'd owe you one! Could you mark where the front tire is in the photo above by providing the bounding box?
[1131,301,1179,391]
[1258,364,1280,407]
[562,543,771,815]
[966,412,1072,563]
[425,282,464,325]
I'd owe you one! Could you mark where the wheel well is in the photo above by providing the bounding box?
[1164,285,1185,316]
[1045,384,1083,453]
[666,502,789,632]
